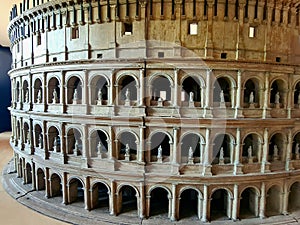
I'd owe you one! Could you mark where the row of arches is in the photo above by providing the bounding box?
[14,120,300,166]
[13,74,300,109]
[17,159,300,222]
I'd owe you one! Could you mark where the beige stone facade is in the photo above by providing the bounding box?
[7,0,300,223]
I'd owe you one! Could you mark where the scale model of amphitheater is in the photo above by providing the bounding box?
[7,0,300,222]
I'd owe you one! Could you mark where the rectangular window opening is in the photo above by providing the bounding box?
[189,23,198,35]
[97,54,103,59]
[124,23,133,35]
[221,53,227,59]
[249,26,255,38]
[37,35,41,45]
[71,27,79,39]
[158,52,164,58]
[276,57,281,62]
[53,57,57,62]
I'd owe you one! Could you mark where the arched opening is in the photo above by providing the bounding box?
[68,178,84,206]
[182,76,201,106]
[292,133,300,160]
[25,163,32,184]
[90,130,109,158]
[270,79,286,108]
[294,82,300,108]
[23,122,30,144]
[16,81,20,102]
[212,134,232,165]
[180,133,202,164]
[48,77,60,104]
[18,158,23,178]
[93,76,108,105]
[150,187,169,217]
[23,80,29,103]
[118,131,137,161]
[34,124,43,148]
[67,76,82,104]
[66,128,82,155]
[179,189,200,220]
[48,126,60,152]
[37,168,45,190]
[242,134,261,163]
[118,75,137,105]
[244,78,259,107]
[210,189,231,221]
[239,188,259,219]
[16,121,21,142]
[119,185,137,214]
[91,182,109,211]
[213,77,231,107]
[150,132,171,162]
[288,182,300,212]
[266,185,281,217]
[33,78,42,103]
[151,75,172,106]
[269,133,284,162]
[50,173,62,197]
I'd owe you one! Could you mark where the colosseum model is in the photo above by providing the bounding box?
[6,0,300,223]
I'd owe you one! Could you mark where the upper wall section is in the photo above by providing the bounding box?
[7,0,300,69]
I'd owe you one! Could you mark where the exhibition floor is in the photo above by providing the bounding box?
[0,132,68,225]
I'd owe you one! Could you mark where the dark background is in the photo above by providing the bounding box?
[0,45,12,132]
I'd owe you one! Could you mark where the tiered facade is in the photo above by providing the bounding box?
[7,0,300,222]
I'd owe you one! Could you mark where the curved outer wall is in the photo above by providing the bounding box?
[7,0,300,222]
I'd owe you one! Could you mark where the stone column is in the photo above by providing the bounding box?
[259,182,266,219]
[84,176,91,210]
[168,192,172,219]
[173,69,179,107]
[109,180,116,215]
[45,167,50,198]
[234,128,243,175]
[204,2,214,58]
[138,126,145,162]
[170,183,177,221]
[108,126,114,159]
[114,139,119,160]
[286,74,292,118]
[82,125,89,167]
[236,1,246,60]
[274,4,281,24]
[262,73,270,119]
[60,122,66,162]
[282,182,289,215]
[172,127,179,164]
[197,192,202,219]
[139,68,145,106]
[285,129,293,171]
[83,70,89,111]
[263,3,274,61]
[202,128,212,176]
[29,72,33,107]
[139,181,145,218]
[204,69,212,117]
[62,172,68,205]
[261,128,269,173]
[146,194,151,218]
[201,184,208,222]
[235,70,243,118]
[109,69,114,106]
[231,86,236,109]
[31,161,36,190]
[232,184,239,221]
